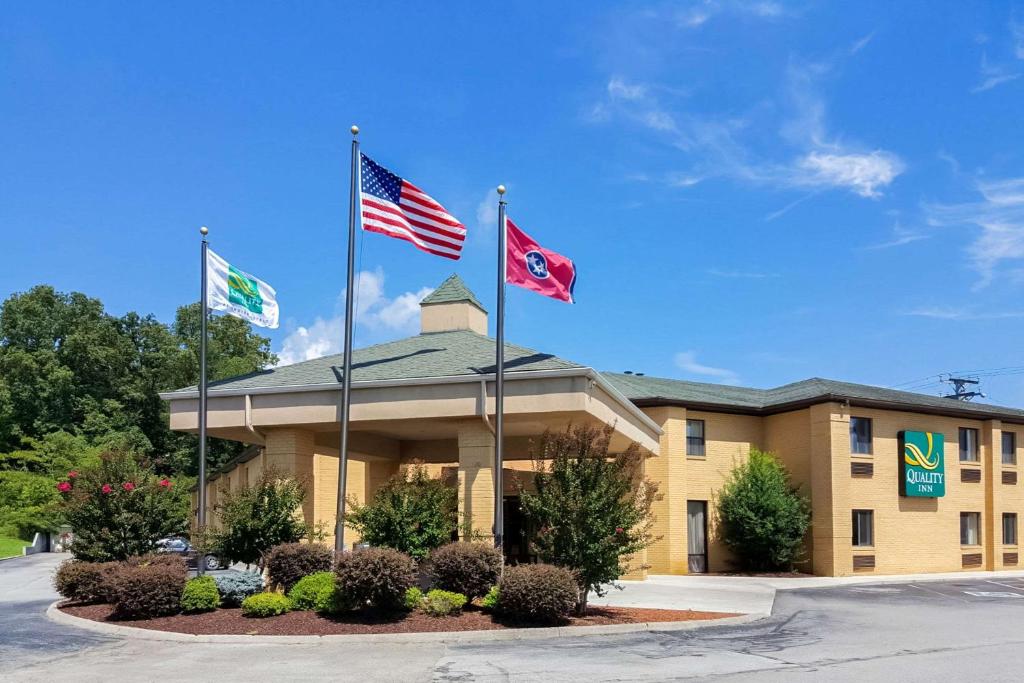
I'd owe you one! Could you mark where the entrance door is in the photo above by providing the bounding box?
[687,500,708,573]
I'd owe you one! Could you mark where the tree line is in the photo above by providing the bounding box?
[0,284,277,539]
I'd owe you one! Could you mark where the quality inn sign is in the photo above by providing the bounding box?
[899,430,945,497]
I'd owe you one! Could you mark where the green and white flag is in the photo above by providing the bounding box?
[206,248,279,329]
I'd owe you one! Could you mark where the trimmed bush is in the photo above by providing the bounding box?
[334,547,416,612]
[288,572,337,612]
[108,561,187,619]
[404,586,425,611]
[53,559,117,604]
[265,542,333,592]
[180,575,220,613]
[427,542,502,601]
[422,589,467,617]
[241,592,291,618]
[129,552,188,570]
[481,585,499,611]
[496,564,577,624]
[214,571,264,607]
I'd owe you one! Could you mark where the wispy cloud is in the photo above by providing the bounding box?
[902,306,1024,321]
[674,351,740,384]
[926,177,1024,288]
[278,269,433,365]
[674,0,787,28]
[972,53,1021,93]
[971,20,1024,93]
[849,31,876,55]
[706,268,778,278]
[859,224,931,250]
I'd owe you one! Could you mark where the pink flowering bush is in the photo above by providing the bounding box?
[56,451,189,562]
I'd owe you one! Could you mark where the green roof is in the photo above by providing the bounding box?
[603,373,1024,423]
[167,329,579,394]
[419,274,486,311]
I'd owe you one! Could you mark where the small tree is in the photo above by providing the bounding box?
[56,450,189,561]
[716,449,811,571]
[345,462,456,560]
[213,467,308,569]
[518,425,659,614]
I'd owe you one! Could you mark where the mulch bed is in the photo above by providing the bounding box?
[59,603,737,636]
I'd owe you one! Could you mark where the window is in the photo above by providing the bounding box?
[850,417,873,455]
[686,419,706,456]
[960,512,981,546]
[852,510,874,547]
[960,428,980,463]
[1004,513,1018,545]
[1004,432,1018,466]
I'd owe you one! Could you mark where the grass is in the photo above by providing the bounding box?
[0,536,30,559]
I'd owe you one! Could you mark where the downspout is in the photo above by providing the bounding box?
[479,379,495,436]
[244,394,267,445]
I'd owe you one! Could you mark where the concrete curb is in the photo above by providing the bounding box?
[46,602,766,645]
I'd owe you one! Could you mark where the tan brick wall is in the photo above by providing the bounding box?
[458,423,495,541]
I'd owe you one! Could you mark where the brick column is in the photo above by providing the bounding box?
[458,423,495,541]
[264,428,316,526]
[983,420,1001,570]
[643,407,686,575]
[810,403,850,576]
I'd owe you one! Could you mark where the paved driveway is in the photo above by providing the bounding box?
[5,554,1024,681]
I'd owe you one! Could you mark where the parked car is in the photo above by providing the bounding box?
[156,536,226,570]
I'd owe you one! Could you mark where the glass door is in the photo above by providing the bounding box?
[687,500,708,573]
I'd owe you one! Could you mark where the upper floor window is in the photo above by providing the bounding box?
[686,419,706,457]
[850,417,873,455]
[960,428,980,463]
[1004,432,1018,466]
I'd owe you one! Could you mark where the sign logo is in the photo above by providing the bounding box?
[899,430,945,497]
[525,250,549,279]
[227,265,264,315]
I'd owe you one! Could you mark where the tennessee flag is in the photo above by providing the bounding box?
[505,218,577,303]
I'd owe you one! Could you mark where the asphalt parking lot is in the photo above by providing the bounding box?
[5,554,1024,682]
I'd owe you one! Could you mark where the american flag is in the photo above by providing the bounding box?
[359,153,465,260]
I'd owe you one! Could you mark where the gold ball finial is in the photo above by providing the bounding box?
[200,226,209,236]
[497,185,506,196]
[350,125,360,136]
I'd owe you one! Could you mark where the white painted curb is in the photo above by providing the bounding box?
[46,602,766,644]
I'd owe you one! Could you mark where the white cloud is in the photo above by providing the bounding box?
[674,351,740,384]
[607,77,647,101]
[277,269,434,366]
[902,306,1024,321]
[1012,18,1024,59]
[859,225,930,250]
[795,150,904,198]
[926,177,1024,288]
[849,31,876,55]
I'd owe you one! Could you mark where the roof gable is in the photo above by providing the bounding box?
[419,274,486,311]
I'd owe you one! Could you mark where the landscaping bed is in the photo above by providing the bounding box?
[59,602,737,636]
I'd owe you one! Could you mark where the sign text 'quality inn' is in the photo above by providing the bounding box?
[899,430,945,497]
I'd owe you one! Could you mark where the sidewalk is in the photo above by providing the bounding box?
[591,568,1024,616]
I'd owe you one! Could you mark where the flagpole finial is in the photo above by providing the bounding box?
[199,226,208,236]
[350,125,359,136]
[497,185,506,196]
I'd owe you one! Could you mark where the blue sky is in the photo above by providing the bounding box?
[2,2,1023,404]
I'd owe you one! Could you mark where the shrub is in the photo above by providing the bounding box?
[422,589,467,617]
[56,451,189,562]
[345,463,457,560]
[334,547,416,612]
[213,468,310,569]
[496,564,577,624]
[53,559,117,604]
[518,425,659,613]
[481,585,499,611]
[427,542,502,601]
[128,552,187,570]
[180,575,220,613]
[717,449,811,571]
[241,592,292,618]
[214,571,265,607]
[288,572,337,612]
[108,562,187,619]
[404,586,424,611]
[265,542,333,592]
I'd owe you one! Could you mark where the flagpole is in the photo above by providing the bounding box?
[197,226,209,575]
[494,185,507,552]
[335,125,360,555]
